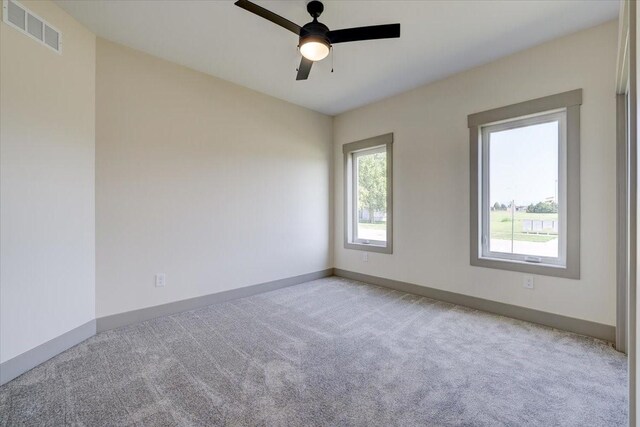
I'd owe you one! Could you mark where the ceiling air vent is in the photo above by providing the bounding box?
[2,0,61,53]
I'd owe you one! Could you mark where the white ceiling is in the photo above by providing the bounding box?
[55,0,618,116]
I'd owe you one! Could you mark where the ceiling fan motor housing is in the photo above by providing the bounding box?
[299,20,331,49]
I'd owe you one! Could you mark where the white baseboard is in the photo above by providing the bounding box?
[0,319,96,386]
[96,268,334,332]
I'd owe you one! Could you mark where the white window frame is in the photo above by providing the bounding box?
[480,110,567,267]
[343,133,393,254]
[468,90,581,279]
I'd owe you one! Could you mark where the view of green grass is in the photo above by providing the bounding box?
[358,221,387,231]
[490,211,558,242]
[357,214,557,243]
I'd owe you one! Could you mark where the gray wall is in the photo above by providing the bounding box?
[334,21,618,326]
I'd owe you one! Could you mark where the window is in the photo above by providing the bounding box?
[483,112,565,263]
[343,133,393,253]
[468,90,581,278]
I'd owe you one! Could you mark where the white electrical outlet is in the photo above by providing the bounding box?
[362,252,368,262]
[523,276,534,289]
[155,273,166,287]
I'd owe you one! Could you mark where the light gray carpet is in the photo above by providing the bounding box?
[0,277,627,426]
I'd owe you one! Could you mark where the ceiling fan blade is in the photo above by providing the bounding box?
[296,57,313,81]
[234,0,301,35]
[328,23,400,44]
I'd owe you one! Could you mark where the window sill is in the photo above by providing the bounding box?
[471,255,578,279]
[481,255,564,268]
[345,242,393,254]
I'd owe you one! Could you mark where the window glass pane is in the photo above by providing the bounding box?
[356,150,387,242]
[488,120,559,258]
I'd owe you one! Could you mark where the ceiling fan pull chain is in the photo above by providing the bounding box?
[331,47,334,73]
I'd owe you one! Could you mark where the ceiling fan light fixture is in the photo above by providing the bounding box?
[235,0,401,80]
[299,38,330,62]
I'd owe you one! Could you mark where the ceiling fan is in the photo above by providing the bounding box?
[234,0,401,80]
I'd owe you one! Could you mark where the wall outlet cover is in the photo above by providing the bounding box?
[523,276,534,289]
[155,273,166,287]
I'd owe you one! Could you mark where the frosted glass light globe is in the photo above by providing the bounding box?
[300,41,330,61]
